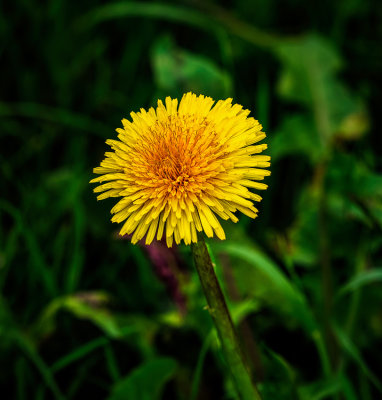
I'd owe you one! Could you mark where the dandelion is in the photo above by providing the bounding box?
[91,92,268,399]
[90,92,270,247]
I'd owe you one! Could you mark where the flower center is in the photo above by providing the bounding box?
[140,115,214,194]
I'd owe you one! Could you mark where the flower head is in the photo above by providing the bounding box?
[91,93,270,247]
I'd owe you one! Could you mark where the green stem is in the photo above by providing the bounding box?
[191,237,262,400]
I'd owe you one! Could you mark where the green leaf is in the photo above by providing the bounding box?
[269,114,322,162]
[32,292,152,340]
[62,293,121,338]
[275,35,342,106]
[326,152,382,229]
[298,378,343,400]
[260,346,298,400]
[76,2,216,35]
[339,375,359,400]
[108,357,177,400]
[338,268,382,297]
[298,374,358,400]
[274,34,368,143]
[211,242,317,334]
[151,36,232,98]
[333,324,382,393]
[50,336,109,373]
[327,152,382,199]
[230,298,262,325]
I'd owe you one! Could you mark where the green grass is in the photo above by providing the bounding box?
[1,0,382,399]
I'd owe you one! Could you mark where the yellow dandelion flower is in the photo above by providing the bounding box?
[90,92,270,247]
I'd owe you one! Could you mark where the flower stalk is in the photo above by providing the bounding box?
[191,237,262,400]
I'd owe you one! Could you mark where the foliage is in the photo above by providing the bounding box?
[1,0,381,399]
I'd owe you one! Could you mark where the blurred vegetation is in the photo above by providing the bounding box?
[1,0,382,399]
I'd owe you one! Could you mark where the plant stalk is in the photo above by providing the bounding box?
[191,237,262,400]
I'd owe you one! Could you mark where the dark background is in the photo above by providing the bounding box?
[1,0,382,399]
